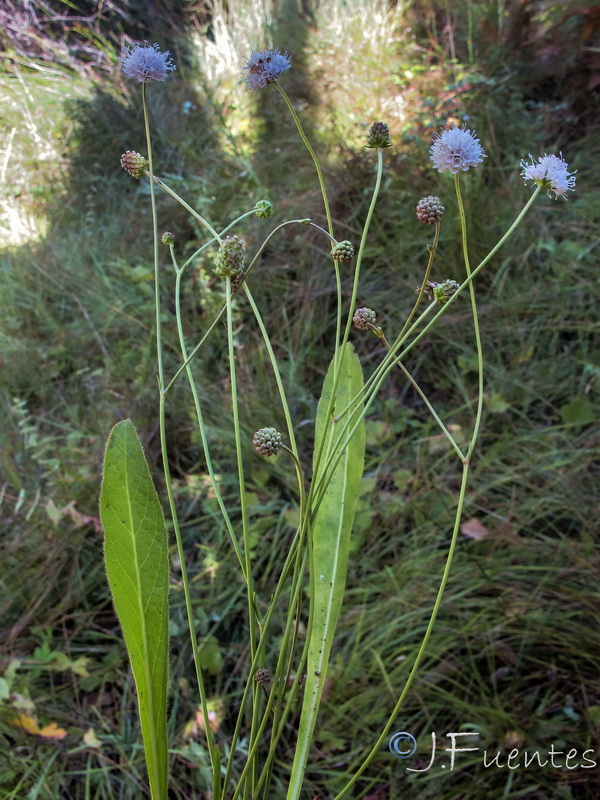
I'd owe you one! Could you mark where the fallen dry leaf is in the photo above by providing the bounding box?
[11,714,67,740]
[460,517,490,540]
[11,714,40,735]
[83,727,102,748]
[38,722,68,740]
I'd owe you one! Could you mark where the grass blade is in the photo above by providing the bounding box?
[99,419,169,800]
[287,343,366,799]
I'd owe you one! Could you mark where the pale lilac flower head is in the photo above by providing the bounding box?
[120,42,176,82]
[244,49,291,90]
[430,124,486,174]
[520,153,576,199]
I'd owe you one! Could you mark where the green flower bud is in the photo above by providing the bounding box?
[120,150,148,179]
[161,231,175,245]
[215,235,245,278]
[255,200,272,219]
[331,240,354,262]
[252,427,283,456]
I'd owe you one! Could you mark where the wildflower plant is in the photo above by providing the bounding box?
[99,40,576,800]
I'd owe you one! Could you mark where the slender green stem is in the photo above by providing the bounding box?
[179,209,258,275]
[142,83,163,392]
[146,172,222,244]
[164,219,311,394]
[390,186,542,363]
[308,221,337,244]
[455,172,484,455]
[397,220,441,341]
[341,149,383,353]
[143,84,221,800]
[243,285,300,458]
[333,462,471,799]
[306,148,384,524]
[375,327,465,460]
[275,83,333,237]
[172,258,246,577]
[274,83,343,412]
[225,276,259,797]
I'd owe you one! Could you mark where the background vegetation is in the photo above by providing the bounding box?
[1,1,599,798]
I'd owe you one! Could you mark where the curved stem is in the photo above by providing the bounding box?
[397,219,441,341]
[142,83,163,393]
[164,219,311,394]
[454,173,484,454]
[341,148,383,353]
[306,148,385,522]
[179,209,258,275]
[375,327,465,460]
[147,172,222,244]
[172,259,246,576]
[143,84,222,797]
[333,462,471,799]
[275,83,333,238]
[391,186,542,362]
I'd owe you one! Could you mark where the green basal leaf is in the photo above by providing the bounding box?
[100,419,169,800]
[287,344,365,799]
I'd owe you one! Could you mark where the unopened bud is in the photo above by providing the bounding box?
[416,196,445,224]
[353,307,377,330]
[252,427,283,456]
[331,240,354,263]
[366,122,391,149]
[255,200,272,219]
[120,150,148,179]
[215,235,245,278]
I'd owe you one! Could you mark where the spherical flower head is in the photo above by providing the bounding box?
[255,200,273,219]
[161,231,175,245]
[331,240,354,262]
[520,153,576,199]
[353,307,377,331]
[255,668,272,685]
[215,235,245,278]
[430,125,486,174]
[252,427,283,457]
[120,150,148,179]
[366,122,391,149]
[244,49,291,91]
[416,196,445,224]
[120,42,176,83]
[433,279,460,306]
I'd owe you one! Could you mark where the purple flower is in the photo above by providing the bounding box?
[520,153,576,199]
[244,49,291,90]
[120,42,176,83]
[430,125,486,174]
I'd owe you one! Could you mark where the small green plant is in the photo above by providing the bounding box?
[99,40,576,800]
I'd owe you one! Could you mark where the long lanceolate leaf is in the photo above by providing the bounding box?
[287,344,366,800]
[100,420,169,800]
